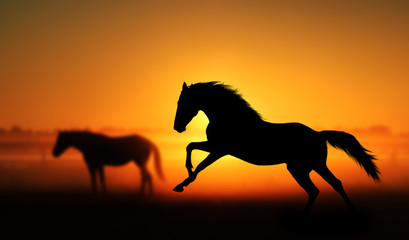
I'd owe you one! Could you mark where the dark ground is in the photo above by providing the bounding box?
[0,189,408,239]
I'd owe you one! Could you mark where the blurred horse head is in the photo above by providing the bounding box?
[52,131,71,157]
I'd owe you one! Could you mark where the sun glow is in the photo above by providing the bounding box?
[187,111,209,132]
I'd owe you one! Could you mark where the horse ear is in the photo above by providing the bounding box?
[182,82,188,90]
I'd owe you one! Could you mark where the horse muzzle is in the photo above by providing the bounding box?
[174,125,186,133]
[52,149,61,157]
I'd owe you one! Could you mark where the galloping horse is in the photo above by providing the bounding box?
[52,131,164,195]
[173,82,380,213]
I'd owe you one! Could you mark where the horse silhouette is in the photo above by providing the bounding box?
[52,131,164,195]
[173,82,380,213]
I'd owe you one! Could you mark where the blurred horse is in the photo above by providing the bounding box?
[173,82,380,213]
[52,131,164,195]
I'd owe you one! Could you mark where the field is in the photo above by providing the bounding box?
[1,189,408,239]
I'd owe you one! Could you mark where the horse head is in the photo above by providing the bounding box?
[52,131,71,157]
[174,82,200,133]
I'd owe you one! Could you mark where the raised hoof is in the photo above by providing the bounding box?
[173,185,184,192]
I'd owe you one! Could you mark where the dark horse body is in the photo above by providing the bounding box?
[173,82,380,213]
[52,131,163,194]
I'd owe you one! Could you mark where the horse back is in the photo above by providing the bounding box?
[83,135,152,166]
[261,121,325,157]
[212,121,326,165]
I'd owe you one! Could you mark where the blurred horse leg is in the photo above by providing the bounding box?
[139,164,152,195]
[86,164,97,193]
[97,165,106,194]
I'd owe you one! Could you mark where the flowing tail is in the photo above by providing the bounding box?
[321,130,380,182]
[150,141,165,180]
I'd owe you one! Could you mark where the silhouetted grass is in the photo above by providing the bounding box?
[0,189,407,239]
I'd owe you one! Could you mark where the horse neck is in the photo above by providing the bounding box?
[68,134,92,153]
[201,105,230,124]
[201,101,259,126]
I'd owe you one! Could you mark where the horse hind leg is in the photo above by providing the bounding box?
[145,169,153,195]
[315,165,356,211]
[139,165,153,196]
[139,166,146,195]
[86,164,97,193]
[287,165,319,214]
[97,165,106,194]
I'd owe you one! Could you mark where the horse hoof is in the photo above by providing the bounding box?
[173,185,184,192]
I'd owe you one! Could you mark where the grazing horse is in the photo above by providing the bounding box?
[52,131,164,195]
[173,82,380,213]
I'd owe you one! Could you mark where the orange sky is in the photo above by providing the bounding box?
[1,0,408,133]
[1,1,409,198]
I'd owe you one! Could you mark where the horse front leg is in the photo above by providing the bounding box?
[173,152,224,192]
[86,164,97,193]
[185,141,211,176]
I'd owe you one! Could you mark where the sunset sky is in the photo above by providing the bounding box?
[1,0,409,200]
[1,0,408,133]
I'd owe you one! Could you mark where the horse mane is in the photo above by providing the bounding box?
[189,82,263,121]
